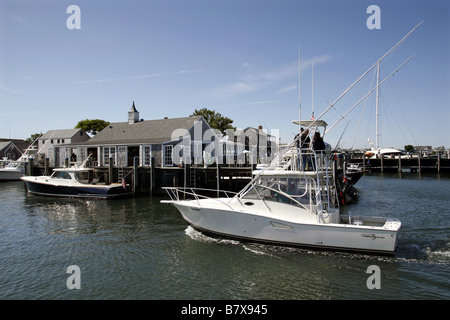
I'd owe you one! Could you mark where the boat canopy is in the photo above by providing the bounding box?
[291,120,328,128]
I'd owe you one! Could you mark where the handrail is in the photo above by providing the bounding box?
[162,187,238,211]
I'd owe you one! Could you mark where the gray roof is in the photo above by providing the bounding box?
[79,115,204,146]
[0,141,13,152]
[40,129,84,139]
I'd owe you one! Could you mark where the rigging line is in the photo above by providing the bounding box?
[324,54,415,135]
[381,94,408,148]
[315,21,422,126]
[351,67,377,149]
[386,74,418,145]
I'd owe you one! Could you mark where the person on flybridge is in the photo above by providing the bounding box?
[295,127,311,170]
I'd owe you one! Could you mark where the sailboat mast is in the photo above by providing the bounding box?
[298,45,301,134]
[376,61,380,149]
[312,59,314,120]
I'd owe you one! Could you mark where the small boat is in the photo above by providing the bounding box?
[0,151,36,181]
[0,138,38,181]
[0,159,27,181]
[20,160,133,199]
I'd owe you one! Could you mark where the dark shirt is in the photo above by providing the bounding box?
[295,132,310,148]
[312,137,325,150]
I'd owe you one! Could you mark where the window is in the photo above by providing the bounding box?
[103,147,116,166]
[53,171,71,179]
[164,145,173,166]
[117,146,127,167]
[143,145,152,167]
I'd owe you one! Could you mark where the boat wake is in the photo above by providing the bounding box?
[184,226,240,246]
[184,226,285,257]
[397,242,450,264]
[425,244,450,263]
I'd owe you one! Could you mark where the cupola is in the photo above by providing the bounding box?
[128,101,140,124]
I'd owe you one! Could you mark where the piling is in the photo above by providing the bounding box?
[108,158,113,184]
[133,156,139,192]
[418,151,421,173]
[437,152,441,173]
[44,158,49,176]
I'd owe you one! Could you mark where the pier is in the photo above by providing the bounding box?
[26,157,253,196]
[348,153,450,174]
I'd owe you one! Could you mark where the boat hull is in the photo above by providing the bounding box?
[0,170,24,181]
[168,199,401,256]
[21,177,133,199]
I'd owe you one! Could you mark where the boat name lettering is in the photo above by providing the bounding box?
[361,233,385,240]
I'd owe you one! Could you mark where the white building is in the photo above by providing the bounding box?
[38,129,90,166]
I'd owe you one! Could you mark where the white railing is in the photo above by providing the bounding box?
[163,187,238,210]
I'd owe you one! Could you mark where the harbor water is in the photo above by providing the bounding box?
[0,173,449,301]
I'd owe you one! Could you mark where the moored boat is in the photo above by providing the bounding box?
[20,165,133,199]
[0,160,26,181]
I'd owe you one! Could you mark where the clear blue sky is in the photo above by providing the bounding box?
[1,0,449,149]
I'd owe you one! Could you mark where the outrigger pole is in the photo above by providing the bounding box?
[324,54,416,134]
[311,21,422,131]
[288,21,422,157]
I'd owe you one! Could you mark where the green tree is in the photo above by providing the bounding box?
[75,119,110,135]
[191,108,235,133]
[404,145,414,152]
[24,133,43,144]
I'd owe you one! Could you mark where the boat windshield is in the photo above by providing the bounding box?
[52,171,72,179]
[241,176,313,207]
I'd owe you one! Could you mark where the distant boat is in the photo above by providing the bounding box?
[0,148,35,181]
[364,139,405,159]
[20,158,133,199]
[0,159,27,181]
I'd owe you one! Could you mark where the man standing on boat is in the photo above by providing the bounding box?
[295,128,310,170]
[312,132,326,170]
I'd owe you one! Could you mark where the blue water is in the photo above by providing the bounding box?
[0,173,449,300]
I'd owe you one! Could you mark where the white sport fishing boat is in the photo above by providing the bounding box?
[161,23,423,255]
[162,149,401,255]
[0,152,35,181]
[0,159,27,181]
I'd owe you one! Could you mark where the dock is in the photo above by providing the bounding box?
[348,154,450,173]
[25,157,253,196]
